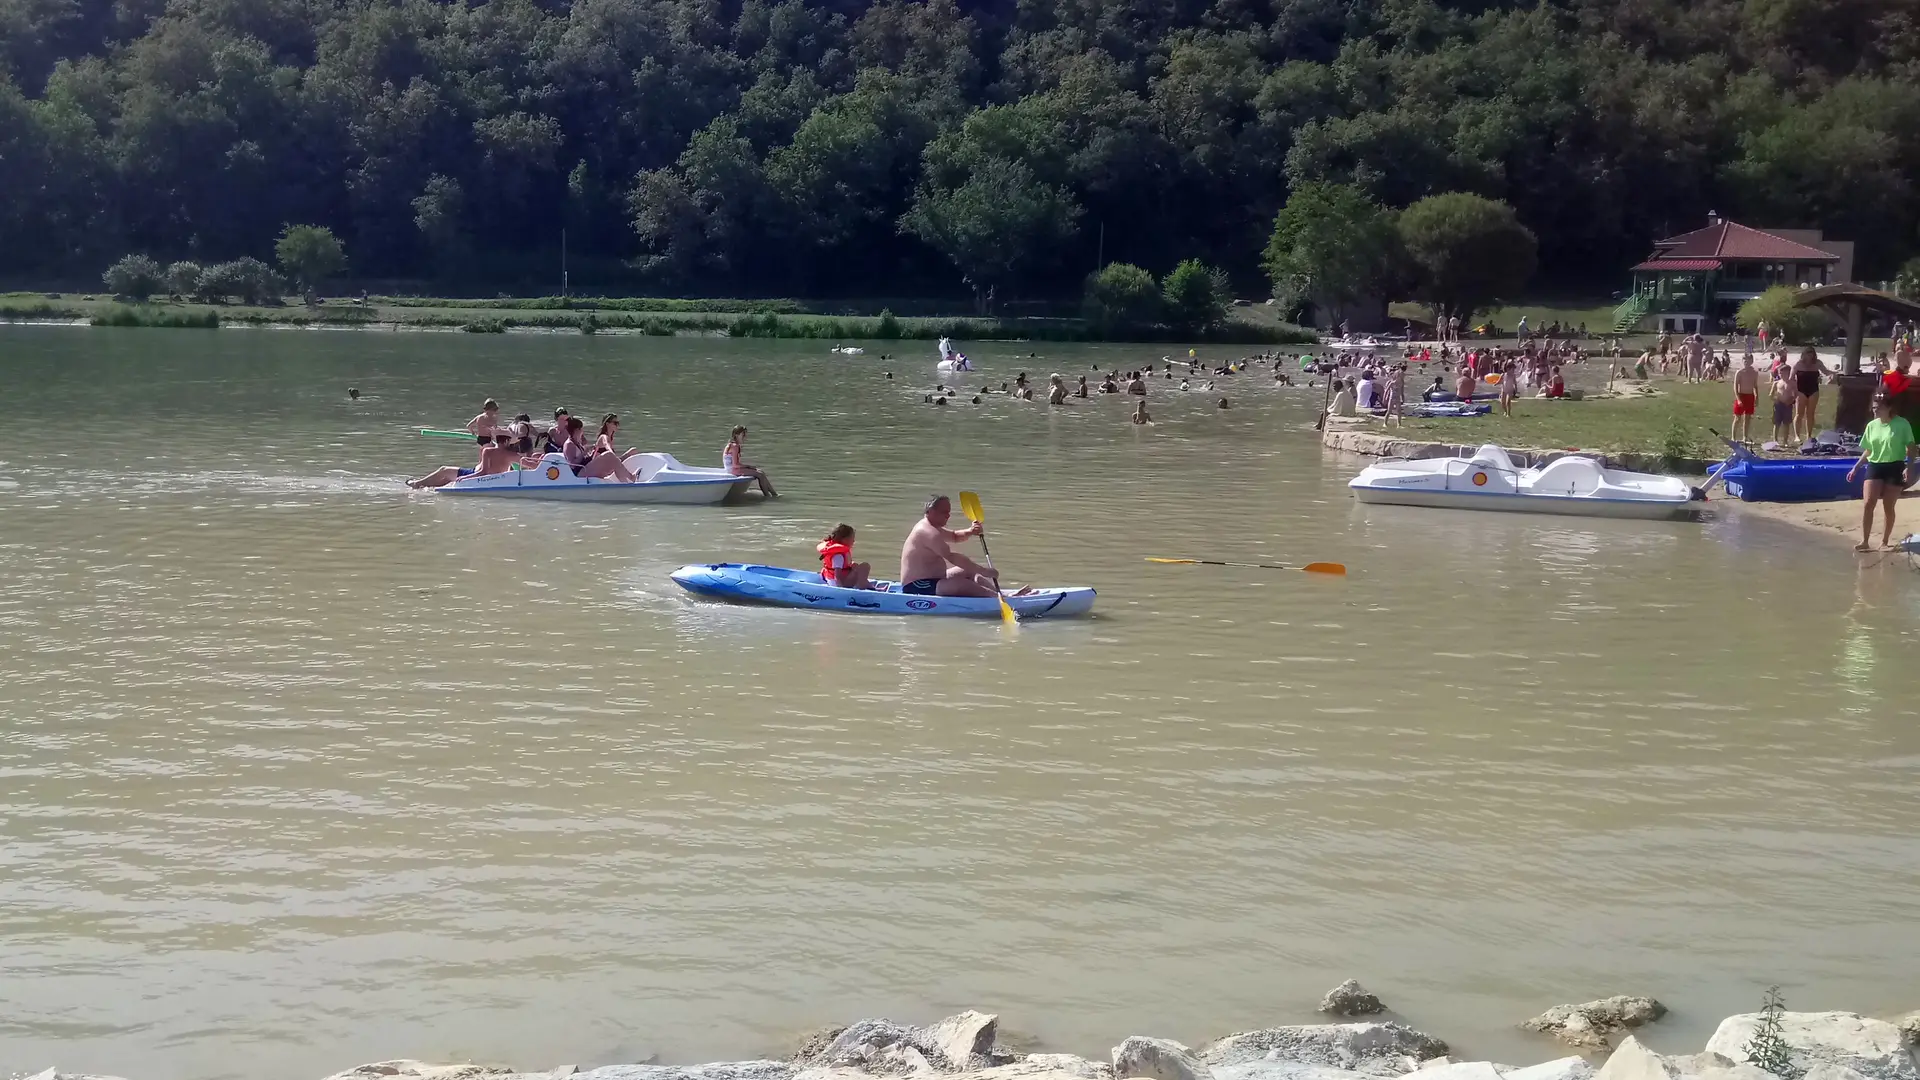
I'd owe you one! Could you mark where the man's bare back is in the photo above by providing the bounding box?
[1734,364,1759,395]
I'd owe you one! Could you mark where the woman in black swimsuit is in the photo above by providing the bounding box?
[1792,347,1831,443]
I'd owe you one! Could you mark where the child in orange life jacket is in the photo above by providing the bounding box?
[817,524,877,590]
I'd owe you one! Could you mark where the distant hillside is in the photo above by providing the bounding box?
[2,0,1915,295]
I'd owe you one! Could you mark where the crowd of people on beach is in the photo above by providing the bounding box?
[406,398,778,495]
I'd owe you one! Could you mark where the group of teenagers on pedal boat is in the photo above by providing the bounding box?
[407,399,779,496]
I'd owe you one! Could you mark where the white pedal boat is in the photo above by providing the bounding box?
[435,452,751,503]
[1349,444,1700,520]
[671,563,1095,618]
[1327,336,1389,351]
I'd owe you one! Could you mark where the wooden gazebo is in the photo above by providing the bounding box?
[1792,283,1920,432]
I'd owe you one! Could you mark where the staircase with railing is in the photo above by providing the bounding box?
[1611,292,1649,334]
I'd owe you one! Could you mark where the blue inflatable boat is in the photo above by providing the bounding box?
[1717,456,1862,502]
[669,563,1096,619]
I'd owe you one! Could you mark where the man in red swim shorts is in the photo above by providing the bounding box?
[1731,353,1760,444]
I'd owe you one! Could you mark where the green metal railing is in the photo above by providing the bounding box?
[1611,293,1649,334]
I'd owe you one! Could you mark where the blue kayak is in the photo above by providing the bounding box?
[1717,456,1862,502]
[669,563,1096,619]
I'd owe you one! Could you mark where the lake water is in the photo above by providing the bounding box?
[2,326,1917,1080]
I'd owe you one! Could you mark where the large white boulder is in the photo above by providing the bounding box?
[574,1065,797,1080]
[1592,1036,1774,1080]
[1410,1063,1504,1080]
[801,1013,1006,1074]
[1199,1023,1449,1076]
[966,1056,1112,1080]
[1211,1063,1380,1080]
[1501,1057,1596,1080]
[925,1013,1001,1072]
[1113,1038,1214,1080]
[1704,1013,1920,1080]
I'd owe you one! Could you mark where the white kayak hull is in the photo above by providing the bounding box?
[1349,444,1698,521]
[434,452,751,504]
[671,563,1095,618]
[1351,484,1696,520]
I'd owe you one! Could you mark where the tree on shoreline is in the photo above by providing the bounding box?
[103,255,163,301]
[901,155,1080,313]
[1264,183,1399,326]
[1084,263,1162,334]
[1398,194,1538,325]
[1162,259,1230,335]
[275,226,347,295]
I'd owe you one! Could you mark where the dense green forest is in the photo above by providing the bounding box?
[2,0,1917,300]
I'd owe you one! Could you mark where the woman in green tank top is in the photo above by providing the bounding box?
[1847,391,1918,551]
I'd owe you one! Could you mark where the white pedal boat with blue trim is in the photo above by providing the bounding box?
[670,563,1096,618]
[436,452,750,503]
[1349,444,1700,520]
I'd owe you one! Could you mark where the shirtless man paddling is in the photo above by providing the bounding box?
[899,495,1002,598]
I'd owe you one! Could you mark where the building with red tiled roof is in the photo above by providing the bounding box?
[1615,215,1854,334]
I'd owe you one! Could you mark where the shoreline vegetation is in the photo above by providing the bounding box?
[27,990,1920,1080]
[0,292,1318,344]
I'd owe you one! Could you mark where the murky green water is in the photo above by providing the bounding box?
[2,325,1917,1080]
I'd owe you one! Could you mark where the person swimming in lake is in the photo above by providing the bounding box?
[1048,374,1069,405]
[1132,400,1151,425]
[1074,375,1089,398]
[818,524,878,590]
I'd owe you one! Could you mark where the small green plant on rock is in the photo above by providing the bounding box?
[1744,985,1801,1080]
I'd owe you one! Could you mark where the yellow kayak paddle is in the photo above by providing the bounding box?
[957,490,1019,626]
[1147,557,1347,575]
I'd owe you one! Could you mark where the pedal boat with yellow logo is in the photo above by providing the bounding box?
[1348,444,1701,520]
[434,452,750,503]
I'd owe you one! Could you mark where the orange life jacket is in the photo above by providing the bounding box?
[817,539,853,582]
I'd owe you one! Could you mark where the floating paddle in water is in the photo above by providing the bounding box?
[1146,557,1347,575]
[957,490,1019,626]
[420,427,475,440]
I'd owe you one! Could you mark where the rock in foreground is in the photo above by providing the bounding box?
[1590,1036,1783,1080]
[1703,1012,1920,1080]
[801,1013,1005,1075]
[1523,998,1668,1050]
[1320,983,1388,1018]
[1199,1022,1449,1076]
[1113,1038,1214,1080]
[1502,1057,1596,1080]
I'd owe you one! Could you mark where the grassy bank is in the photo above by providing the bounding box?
[1393,379,1836,461]
[0,292,1317,345]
